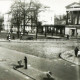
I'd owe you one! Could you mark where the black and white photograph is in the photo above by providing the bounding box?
[0,0,80,80]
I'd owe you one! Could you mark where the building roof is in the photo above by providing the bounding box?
[66,2,80,11]
[66,2,80,8]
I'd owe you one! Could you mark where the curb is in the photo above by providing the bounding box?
[13,68,36,80]
[59,52,78,65]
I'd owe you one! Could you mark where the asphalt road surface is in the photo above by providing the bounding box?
[0,41,80,80]
[27,54,80,80]
[0,65,31,80]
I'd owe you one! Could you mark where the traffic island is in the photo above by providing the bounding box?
[13,64,55,80]
[60,50,80,65]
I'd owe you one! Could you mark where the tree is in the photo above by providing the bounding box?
[10,0,47,38]
[54,14,66,25]
[10,1,25,38]
[0,15,4,32]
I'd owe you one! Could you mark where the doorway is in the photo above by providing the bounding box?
[71,29,75,36]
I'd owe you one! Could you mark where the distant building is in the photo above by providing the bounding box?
[54,15,66,25]
[65,2,80,38]
[39,10,54,25]
[4,13,11,32]
[3,3,54,34]
[0,13,4,31]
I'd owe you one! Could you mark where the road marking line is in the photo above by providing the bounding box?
[28,64,31,67]
[25,76,30,79]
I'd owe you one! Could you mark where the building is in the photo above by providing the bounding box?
[4,13,12,32]
[3,0,55,35]
[65,2,80,38]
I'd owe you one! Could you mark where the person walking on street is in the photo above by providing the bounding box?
[20,34,22,40]
[8,33,11,42]
[24,56,27,69]
[67,34,69,39]
[74,47,79,57]
[7,34,9,40]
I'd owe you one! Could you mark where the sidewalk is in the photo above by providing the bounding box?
[16,65,55,80]
[0,38,63,43]
[0,34,79,43]
[0,47,55,80]
[15,65,43,80]
[0,35,63,42]
[60,50,80,65]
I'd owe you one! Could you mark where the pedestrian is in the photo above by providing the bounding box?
[74,47,79,57]
[8,34,11,42]
[12,35,15,40]
[20,32,23,40]
[20,34,22,40]
[24,56,27,69]
[7,34,9,40]
[67,34,69,39]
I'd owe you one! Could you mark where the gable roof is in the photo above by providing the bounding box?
[66,2,80,9]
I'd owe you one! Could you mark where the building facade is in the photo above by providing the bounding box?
[65,2,80,38]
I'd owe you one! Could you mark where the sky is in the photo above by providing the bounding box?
[0,0,80,25]
[0,0,12,14]
[0,0,79,14]
[39,0,79,15]
[39,0,79,24]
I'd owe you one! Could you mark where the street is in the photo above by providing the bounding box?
[0,64,30,80]
[0,0,80,80]
[0,40,80,80]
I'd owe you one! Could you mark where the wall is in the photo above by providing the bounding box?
[77,29,80,37]
[65,27,70,35]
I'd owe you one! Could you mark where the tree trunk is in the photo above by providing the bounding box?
[17,26,20,38]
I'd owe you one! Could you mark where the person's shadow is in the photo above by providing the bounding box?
[43,77,54,80]
[13,60,24,70]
